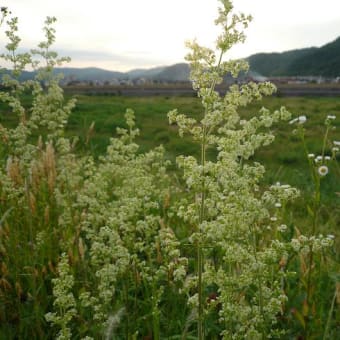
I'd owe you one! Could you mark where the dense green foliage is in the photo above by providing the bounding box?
[247,48,317,77]
[247,37,340,77]
[288,37,340,77]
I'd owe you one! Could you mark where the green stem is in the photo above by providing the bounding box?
[299,126,322,339]
[322,285,337,340]
[197,50,224,340]
[305,171,320,339]
[124,278,130,340]
[197,123,206,340]
[250,225,266,339]
[300,127,317,184]
[197,238,204,340]
[321,125,330,159]
[152,305,160,340]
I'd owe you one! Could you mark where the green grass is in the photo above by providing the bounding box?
[67,94,340,151]
[65,94,340,243]
[65,95,203,158]
[2,93,339,160]
[63,94,340,190]
[1,93,339,187]
[1,93,339,194]
[1,93,339,233]
[1,93,339,339]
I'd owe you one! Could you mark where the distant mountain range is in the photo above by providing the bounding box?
[60,63,192,82]
[2,63,191,83]
[2,36,340,83]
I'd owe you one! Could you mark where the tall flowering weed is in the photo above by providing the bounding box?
[0,2,338,339]
[167,1,300,337]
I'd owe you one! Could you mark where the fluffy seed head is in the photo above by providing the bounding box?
[318,165,328,176]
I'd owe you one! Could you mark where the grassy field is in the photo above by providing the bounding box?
[67,94,340,158]
[1,93,339,200]
[0,93,339,338]
[52,93,340,332]
[65,95,339,189]
[1,2,340,335]
[1,93,339,224]
[21,93,335,240]
[67,94,340,247]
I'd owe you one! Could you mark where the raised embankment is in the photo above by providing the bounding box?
[63,84,340,97]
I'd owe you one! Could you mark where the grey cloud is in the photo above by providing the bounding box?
[54,48,172,69]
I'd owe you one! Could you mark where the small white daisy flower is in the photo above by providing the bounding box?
[298,115,307,124]
[318,165,328,176]
[289,115,307,125]
[308,153,315,159]
[275,202,282,208]
[332,147,339,153]
[327,115,336,120]
[333,141,340,146]
[324,156,331,161]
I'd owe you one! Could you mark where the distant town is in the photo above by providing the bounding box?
[61,74,340,88]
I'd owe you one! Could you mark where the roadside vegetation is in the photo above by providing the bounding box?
[0,2,339,339]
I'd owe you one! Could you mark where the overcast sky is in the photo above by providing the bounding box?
[1,0,340,71]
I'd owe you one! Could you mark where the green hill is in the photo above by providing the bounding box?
[246,48,317,76]
[154,63,190,82]
[127,66,166,79]
[247,36,340,77]
[1,67,126,82]
[287,37,340,76]
[54,67,126,81]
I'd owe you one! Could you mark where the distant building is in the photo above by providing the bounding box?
[109,78,120,86]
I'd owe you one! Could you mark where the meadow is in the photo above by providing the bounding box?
[68,94,340,214]
[2,93,339,206]
[1,2,340,339]
[50,93,340,255]
[1,92,339,338]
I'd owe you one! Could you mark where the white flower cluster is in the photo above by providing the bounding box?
[45,253,77,340]
[332,140,340,154]
[303,115,338,178]
[167,1,300,338]
[0,16,184,336]
[290,234,334,254]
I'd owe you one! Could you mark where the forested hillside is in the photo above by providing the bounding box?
[247,37,340,77]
